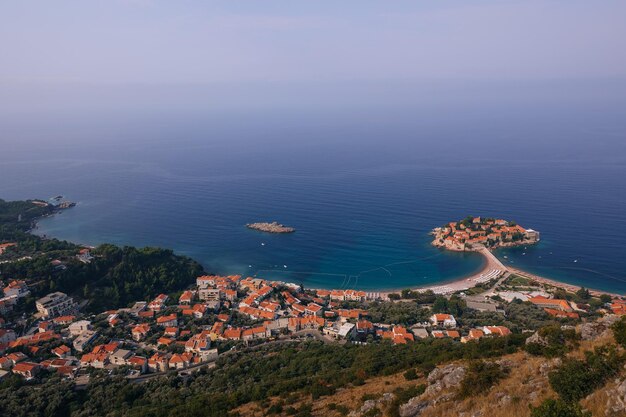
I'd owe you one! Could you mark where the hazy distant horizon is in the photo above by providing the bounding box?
[2,1,626,85]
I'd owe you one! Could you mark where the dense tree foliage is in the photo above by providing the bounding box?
[68,244,203,311]
[366,301,430,325]
[0,376,76,417]
[431,295,466,316]
[395,289,437,303]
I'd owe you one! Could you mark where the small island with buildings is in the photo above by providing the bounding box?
[431,216,540,252]
[246,221,295,233]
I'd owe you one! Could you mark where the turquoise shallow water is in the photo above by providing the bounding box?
[1,82,626,293]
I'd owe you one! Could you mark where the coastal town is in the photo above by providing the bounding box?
[431,216,540,252]
[1,251,625,384]
[1,200,626,417]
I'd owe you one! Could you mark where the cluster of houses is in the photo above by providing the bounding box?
[2,269,623,382]
[0,279,30,314]
[610,299,626,315]
[409,314,510,344]
[432,217,540,251]
[495,289,582,319]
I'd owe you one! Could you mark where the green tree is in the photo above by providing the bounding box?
[611,316,626,348]
[432,297,448,313]
[401,289,414,299]
[599,294,612,304]
[575,287,590,300]
[553,288,569,300]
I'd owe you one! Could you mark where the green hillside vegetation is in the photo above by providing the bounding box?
[0,336,527,417]
[0,198,205,312]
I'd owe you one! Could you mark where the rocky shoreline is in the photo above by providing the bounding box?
[246,221,295,233]
[29,199,76,233]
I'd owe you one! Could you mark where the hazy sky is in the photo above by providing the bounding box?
[1,0,626,85]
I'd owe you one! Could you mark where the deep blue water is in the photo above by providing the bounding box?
[1,81,625,293]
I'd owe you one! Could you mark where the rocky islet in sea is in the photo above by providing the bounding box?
[246,221,295,233]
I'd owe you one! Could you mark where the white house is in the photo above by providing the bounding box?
[430,314,457,328]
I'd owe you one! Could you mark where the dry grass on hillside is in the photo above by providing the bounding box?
[235,333,623,417]
[418,352,552,417]
[236,372,425,417]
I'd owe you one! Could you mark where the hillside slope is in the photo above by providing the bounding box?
[234,317,626,417]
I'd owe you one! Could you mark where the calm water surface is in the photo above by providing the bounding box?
[1,82,625,293]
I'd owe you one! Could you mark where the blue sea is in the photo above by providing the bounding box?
[1,80,625,293]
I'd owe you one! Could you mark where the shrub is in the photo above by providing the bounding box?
[458,361,509,399]
[525,325,579,358]
[327,403,349,415]
[548,345,624,402]
[403,368,418,380]
[363,408,382,417]
[266,403,283,414]
[611,316,626,348]
[530,399,591,417]
[388,385,426,417]
[600,294,612,304]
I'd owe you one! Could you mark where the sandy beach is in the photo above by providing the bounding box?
[373,247,623,299]
[407,247,506,295]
